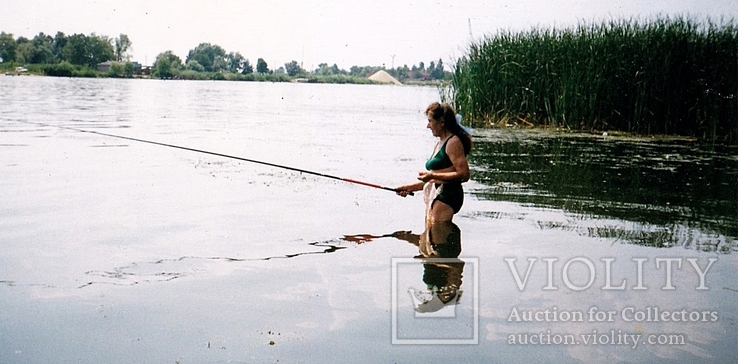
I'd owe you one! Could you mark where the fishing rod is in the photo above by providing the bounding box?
[20,121,412,196]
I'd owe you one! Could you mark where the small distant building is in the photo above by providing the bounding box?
[97,61,115,73]
[130,61,150,75]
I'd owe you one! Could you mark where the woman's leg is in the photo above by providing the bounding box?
[428,200,455,222]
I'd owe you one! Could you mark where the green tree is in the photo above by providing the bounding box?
[15,42,33,64]
[62,33,114,67]
[349,65,382,77]
[153,58,173,78]
[186,43,227,72]
[62,34,88,65]
[226,51,245,73]
[315,63,338,76]
[155,50,183,68]
[349,65,363,76]
[241,59,253,74]
[27,32,56,64]
[333,64,344,75]
[152,50,182,78]
[52,32,67,61]
[88,34,114,66]
[0,32,16,63]
[114,34,132,62]
[107,62,125,77]
[123,61,134,77]
[284,60,305,76]
[13,37,30,63]
[107,62,135,78]
[186,59,205,72]
[429,58,445,79]
[212,57,228,73]
[256,58,269,74]
[43,61,74,77]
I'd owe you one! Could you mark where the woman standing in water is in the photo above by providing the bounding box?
[396,102,472,222]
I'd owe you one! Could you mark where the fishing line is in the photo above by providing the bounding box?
[18,121,412,195]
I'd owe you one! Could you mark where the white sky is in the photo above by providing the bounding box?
[2,0,735,70]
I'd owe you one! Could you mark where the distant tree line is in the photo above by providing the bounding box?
[152,43,451,82]
[287,58,449,82]
[0,31,130,67]
[0,30,451,82]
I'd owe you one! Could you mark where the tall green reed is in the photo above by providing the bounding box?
[451,16,738,143]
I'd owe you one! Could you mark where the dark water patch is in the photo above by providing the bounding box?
[469,130,738,252]
[534,217,737,253]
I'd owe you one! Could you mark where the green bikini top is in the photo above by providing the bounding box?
[425,136,454,170]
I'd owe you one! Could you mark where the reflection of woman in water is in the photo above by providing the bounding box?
[392,221,465,313]
[396,102,472,222]
[342,221,464,314]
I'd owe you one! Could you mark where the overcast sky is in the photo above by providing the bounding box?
[2,0,735,70]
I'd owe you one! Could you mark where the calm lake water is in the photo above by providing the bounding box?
[1,76,736,363]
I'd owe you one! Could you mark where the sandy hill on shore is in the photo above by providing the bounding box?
[368,70,402,85]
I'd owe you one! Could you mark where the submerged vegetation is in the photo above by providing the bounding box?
[469,129,738,252]
[451,16,738,142]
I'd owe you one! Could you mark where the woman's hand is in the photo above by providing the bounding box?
[396,189,412,197]
[417,171,435,183]
[395,181,423,197]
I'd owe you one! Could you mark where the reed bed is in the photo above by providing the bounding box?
[451,16,738,142]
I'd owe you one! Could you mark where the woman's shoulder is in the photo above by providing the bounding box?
[445,135,465,153]
[448,133,472,156]
[446,134,463,148]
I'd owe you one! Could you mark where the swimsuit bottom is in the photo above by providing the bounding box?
[434,182,464,213]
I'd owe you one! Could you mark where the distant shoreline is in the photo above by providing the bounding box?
[1,65,447,87]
